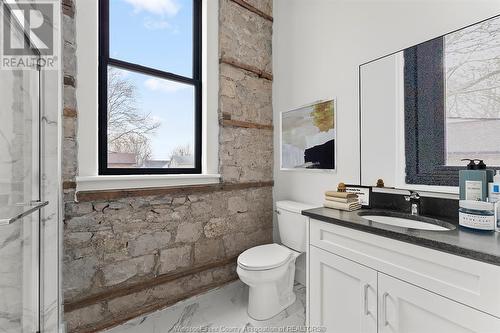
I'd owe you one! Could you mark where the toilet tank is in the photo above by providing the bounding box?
[276,200,316,252]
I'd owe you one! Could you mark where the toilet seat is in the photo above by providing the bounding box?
[237,244,292,271]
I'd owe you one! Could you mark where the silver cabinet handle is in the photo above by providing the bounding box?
[382,292,390,326]
[363,284,370,315]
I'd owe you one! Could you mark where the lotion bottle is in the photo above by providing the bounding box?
[459,159,493,201]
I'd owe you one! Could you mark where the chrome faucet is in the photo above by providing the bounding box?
[404,191,421,216]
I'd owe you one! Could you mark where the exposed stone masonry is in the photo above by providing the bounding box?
[219,0,273,75]
[62,0,273,332]
[62,0,78,201]
[218,0,273,184]
[243,0,273,18]
[64,189,273,298]
[220,63,273,125]
[63,187,273,332]
[220,127,273,182]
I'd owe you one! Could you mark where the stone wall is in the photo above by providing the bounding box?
[62,0,78,201]
[62,1,274,332]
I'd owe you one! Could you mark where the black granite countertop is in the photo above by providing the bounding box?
[302,207,500,267]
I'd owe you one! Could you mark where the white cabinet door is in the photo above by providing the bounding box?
[310,219,500,318]
[378,273,500,333]
[309,246,377,333]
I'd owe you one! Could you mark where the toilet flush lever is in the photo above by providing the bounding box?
[275,209,281,215]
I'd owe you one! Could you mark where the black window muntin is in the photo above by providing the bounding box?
[98,0,202,175]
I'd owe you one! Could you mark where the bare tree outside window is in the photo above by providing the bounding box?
[445,16,500,166]
[106,68,196,169]
[168,144,194,169]
[169,144,192,159]
[107,67,160,167]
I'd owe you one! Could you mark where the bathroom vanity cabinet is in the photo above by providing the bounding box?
[307,219,500,332]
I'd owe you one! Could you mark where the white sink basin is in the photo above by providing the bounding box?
[360,215,452,231]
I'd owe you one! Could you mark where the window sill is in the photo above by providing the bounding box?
[75,174,221,192]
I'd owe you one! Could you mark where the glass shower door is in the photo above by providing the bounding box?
[0,23,44,333]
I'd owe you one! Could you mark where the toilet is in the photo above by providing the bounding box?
[236,200,315,320]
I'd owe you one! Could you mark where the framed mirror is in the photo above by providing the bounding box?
[360,14,500,190]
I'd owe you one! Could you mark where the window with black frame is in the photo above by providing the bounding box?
[99,0,202,175]
[404,15,500,186]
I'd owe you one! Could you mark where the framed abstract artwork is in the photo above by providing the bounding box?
[280,99,336,171]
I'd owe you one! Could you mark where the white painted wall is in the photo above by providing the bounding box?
[273,0,500,207]
[273,0,500,284]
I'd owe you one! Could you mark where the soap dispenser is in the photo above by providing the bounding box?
[459,159,494,201]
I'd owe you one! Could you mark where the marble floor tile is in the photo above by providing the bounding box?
[104,280,306,333]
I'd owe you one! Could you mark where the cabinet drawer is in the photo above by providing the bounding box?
[310,218,500,318]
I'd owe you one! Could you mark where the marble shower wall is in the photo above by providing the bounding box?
[62,0,274,332]
[0,3,62,333]
[0,49,39,332]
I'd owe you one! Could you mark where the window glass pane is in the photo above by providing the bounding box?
[109,0,193,77]
[445,16,500,166]
[107,66,195,169]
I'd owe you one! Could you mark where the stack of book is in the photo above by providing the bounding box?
[324,191,361,211]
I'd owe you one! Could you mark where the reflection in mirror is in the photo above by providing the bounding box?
[360,15,500,188]
[445,18,500,166]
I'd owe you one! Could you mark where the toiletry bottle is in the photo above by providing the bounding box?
[459,159,494,201]
[488,170,500,203]
[476,160,495,200]
[488,170,500,231]
[459,200,496,231]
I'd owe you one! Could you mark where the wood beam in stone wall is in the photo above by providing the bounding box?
[220,56,273,81]
[75,180,274,202]
[65,262,239,333]
[228,0,273,22]
[64,256,239,313]
[221,118,273,131]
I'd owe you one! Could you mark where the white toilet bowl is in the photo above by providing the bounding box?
[237,243,300,320]
[236,201,315,321]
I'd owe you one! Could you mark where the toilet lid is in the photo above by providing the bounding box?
[237,244,292,271]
